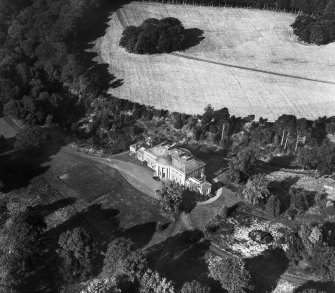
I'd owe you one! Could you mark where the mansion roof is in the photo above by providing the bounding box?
[144,143,205,175]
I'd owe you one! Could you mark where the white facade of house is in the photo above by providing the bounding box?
[130,141,212,195]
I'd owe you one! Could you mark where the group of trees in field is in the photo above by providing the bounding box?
[291,4,335,45]
[158,0,335,44]
[120,17,186,54]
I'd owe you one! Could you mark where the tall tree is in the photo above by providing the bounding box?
[207,255,253,293]
[102,237,147,282]
[242,174,270,206]
[156,180,184,217]
[227,147,257,183]
[0,208,46,292]
[57,227,94,282]
[4,208,46,261]
[139,269,175,293]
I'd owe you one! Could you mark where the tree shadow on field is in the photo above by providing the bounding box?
[74,0,131,94]
[33,197,77,218]
[0,152,49,192]
[246,248,289,293]
[182,28,205,50]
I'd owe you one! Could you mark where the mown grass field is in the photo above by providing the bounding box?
[93,2,335,120]
[0,117,19,138]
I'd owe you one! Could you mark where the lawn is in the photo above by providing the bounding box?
[58,164,121,202]
[0,117,19,139]
[92,2,335,120]
[190,186,238,230]
[42,150,168,244]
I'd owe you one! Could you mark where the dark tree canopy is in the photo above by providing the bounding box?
[5,208,46,260]
[119,17,186,54]
[14,126,48,154]
[181,280,211,293]
[102,237,147,282]
[57,227,94,282]
[227,146,257,183]
[0,208,46,292]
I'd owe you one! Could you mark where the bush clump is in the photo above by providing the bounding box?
[119,17,185,54]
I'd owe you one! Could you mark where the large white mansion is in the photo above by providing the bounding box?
[130,141,212,195]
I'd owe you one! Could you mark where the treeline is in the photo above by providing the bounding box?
[157,0,335,44]
[158,0,334,14]
[169,105,335,174]
[72,94,335,174]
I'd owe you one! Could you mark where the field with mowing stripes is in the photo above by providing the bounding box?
[92,2,335,120]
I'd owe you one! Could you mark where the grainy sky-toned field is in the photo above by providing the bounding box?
[92,2,335,120]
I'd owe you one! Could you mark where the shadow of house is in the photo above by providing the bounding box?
[268,176,300,213]
[246,248,289,293]
[182,28,205,50]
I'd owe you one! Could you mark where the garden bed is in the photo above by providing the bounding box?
[210,210,291,258]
